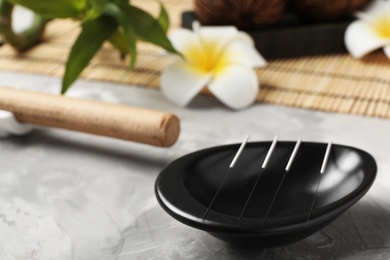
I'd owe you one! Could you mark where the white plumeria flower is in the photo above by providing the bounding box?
[0,110,34,137]
[161,22,267,110]
[345,0,390,59]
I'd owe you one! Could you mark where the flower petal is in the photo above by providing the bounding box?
[168,28,203,63]
[161,60,212,106]
[356,0,388,20]
[196,24,239,46]
[345,20,390,58]
[195,24,240,62]
[208,65,259,110]
[0,110,34,137]
[223,37,267,68]
[237,31,255,46]
[384,45,390,59]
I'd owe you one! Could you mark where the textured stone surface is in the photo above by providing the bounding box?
[0,70,389,259]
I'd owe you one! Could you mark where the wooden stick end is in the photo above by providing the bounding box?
[161,114,180,147]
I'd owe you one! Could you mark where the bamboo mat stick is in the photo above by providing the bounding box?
[0,86,180,147]
[1,0,390,118]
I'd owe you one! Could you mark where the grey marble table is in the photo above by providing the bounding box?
[0,70,389,260]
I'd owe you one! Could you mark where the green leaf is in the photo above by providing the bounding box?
[7,0,87,18]
[104,3,137,69]
[89,0,107,11]
[62,15,117,94]
[83,0,109,22]
[84,1,103,20]
[113,0,129,5]
[120,4,178,54]
[108,29,128,55]
[157,2,169,33]
[83,9,100,22]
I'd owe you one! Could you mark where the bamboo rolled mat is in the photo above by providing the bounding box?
[1,0,390,118]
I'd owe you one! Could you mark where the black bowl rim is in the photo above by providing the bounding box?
[155,141,377,235]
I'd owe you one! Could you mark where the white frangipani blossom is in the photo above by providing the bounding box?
[0,110,34,137]
[161,22,267,110]
[345,0,390,59]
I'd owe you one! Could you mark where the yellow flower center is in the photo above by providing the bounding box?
[185,39,230,74]
[371,15,390,38]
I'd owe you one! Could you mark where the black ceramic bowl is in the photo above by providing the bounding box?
[155,141,377,247]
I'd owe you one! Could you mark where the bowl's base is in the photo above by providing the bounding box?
[209,217,337,248]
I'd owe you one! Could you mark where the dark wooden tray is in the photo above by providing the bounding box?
[182,11,353,60]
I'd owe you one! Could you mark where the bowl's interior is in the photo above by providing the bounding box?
[156,141,376,236]
[185,142,366,221]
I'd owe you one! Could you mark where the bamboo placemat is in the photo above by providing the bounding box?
[1,0,390,117]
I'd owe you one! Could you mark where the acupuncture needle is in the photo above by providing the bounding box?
[263,139,301,224]
[262,135,278,169]
[202,135,250,221]
[306,141,332,226]
[238,136,278,221]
